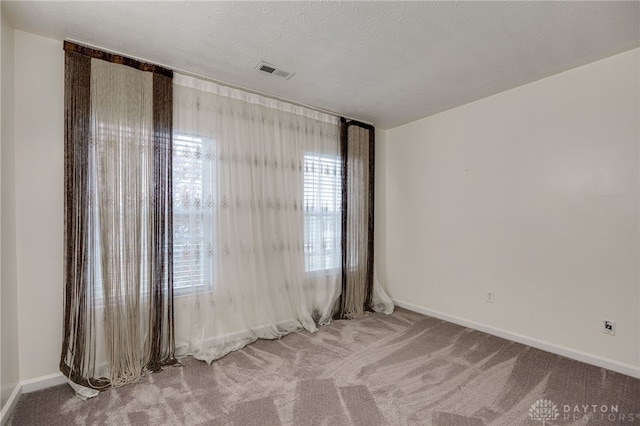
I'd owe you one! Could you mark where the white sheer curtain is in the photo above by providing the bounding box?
[172,74,342,363]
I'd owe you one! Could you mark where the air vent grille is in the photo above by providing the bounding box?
[259,64,276,74]
[256,61,295,80]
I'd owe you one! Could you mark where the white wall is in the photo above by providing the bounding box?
[379,48,640,373]
[374,128,388,288]
[1,4,4,409]
[13,30,64,381]
[1,6,20,411]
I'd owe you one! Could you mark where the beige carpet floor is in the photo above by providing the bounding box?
[9,308,640,425]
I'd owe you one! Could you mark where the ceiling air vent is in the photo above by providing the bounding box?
[256,61,295,80]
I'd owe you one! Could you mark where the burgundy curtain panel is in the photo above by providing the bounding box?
[338,118,375,319]
[61,41,175,391]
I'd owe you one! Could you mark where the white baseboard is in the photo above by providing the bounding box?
[393,299,640,379]
[21,372,66,393]
[0,372,67,425]
[0,384,21,426]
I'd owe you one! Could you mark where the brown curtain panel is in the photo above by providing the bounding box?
[337,118,375,319]
[60,41,175,391]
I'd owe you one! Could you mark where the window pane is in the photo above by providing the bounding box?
[303,154,341,273]
[173,134,214,291]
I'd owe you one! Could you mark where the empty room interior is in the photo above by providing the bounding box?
[1,1,639,425]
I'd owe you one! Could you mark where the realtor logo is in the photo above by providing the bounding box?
[529,399,560,425]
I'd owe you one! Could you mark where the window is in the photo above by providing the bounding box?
[303,154,342,273]
[173,134,215,292]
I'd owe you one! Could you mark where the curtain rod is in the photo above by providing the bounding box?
[64,38,371,126]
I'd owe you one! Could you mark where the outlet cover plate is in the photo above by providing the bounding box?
[486,290,494,304]
[603,320,616,336]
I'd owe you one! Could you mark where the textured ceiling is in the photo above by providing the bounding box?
[3,1,639,129]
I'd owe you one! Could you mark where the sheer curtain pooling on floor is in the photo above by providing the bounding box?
[172,74,345,363]
[61,42,175,398]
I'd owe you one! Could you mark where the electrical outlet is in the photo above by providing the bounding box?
[602,320,616,336]
[486,290,494,304]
